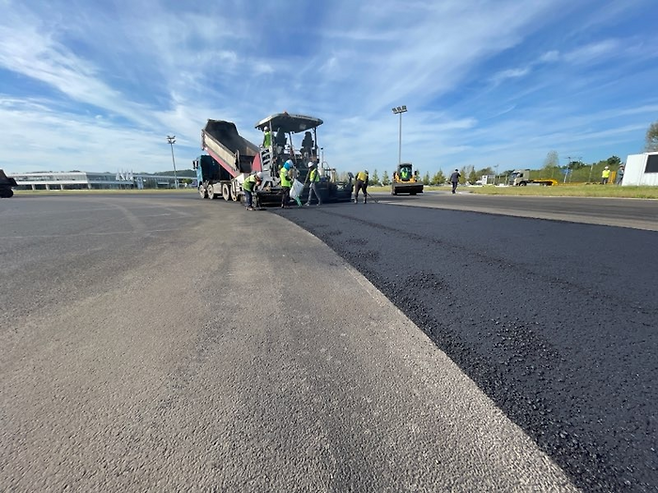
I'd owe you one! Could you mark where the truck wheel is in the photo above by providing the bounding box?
[207,184,216,199]
[520,182,527,186]
[222,183,231,201]
[198,186,207,199]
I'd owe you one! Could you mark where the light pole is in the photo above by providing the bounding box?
[392,105,407,165]
[167,135,178,189]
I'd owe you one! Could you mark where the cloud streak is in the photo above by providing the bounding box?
[0,0,656,175]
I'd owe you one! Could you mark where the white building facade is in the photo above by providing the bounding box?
[11,171,180,190]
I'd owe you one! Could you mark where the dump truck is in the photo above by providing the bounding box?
[391,163,424,195]
[0,169,17,198]
[194,113,353,206]
[508,169,558,186]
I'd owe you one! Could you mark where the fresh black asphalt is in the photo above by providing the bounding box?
[277,201,658,492]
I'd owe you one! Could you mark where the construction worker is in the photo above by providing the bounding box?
[450,169,461,194]
[305,160,322,206]
[400,166,411,180]
[262,126,271,148]
[616,165,625,185]
[243,172,263,210]
[280,160,293,208]
[354,169,369,204]
[301,131,314,157]
[601,166,611,185]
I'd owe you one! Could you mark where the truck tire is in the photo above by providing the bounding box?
[198,186,208,199]
[222,183,231,201]
[207,184,217,199]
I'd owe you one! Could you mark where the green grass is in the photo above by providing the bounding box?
[466,184,658,199]
[367,184,658,199]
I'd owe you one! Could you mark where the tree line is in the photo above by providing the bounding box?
[363,120,658,186]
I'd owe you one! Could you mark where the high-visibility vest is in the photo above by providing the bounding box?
[263,131,271,148]
[309,168,320,182]
[356,171,368,182]
[602,169,610,178]
[243,175,257,192]
[280,167,292,187]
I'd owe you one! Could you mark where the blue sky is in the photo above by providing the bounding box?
[1,0,657,176]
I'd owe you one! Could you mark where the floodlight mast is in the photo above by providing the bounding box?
[391,106,408,165]
[167,135,178,189]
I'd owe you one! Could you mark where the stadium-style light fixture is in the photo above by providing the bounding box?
[391,106,408,165]
[167,135,179,189]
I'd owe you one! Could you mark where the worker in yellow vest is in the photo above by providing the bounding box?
[262,126,271,149]
[243,172,262,211]
[305,160,322,206]
[601,166,611,185]
[354,170,369,204]
[280,160,293,208]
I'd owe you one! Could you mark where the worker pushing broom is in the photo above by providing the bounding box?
[353,169,370,203]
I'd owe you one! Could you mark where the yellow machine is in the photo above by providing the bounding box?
[391,163,424,195]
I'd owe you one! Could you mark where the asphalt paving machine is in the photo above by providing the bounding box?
[195,112,353,206]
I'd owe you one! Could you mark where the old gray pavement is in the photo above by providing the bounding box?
[0,195,576,491]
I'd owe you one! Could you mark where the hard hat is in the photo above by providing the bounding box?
[364,169,369,174]
[605,166,609,169]
[284,160,292,170]
[308,161,316,167]
[256,172,263,179]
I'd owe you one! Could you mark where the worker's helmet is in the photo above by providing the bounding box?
[308,161,316,168]
[455,168,459,172]
[264,126,269,131]
[284,160,293,170]
[364,169,369,174]
[605,166,609,169]
[256,172,263,179]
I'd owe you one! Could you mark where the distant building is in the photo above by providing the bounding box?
[11,171,180,191]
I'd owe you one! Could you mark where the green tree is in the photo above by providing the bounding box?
[606,155,622,167]
[567,160,586,170]
[467,166,478,184]
[370,169,379,185]
[458,167,468,185]
[382,170,390,186]
[431,170,445,185]
[543,150,560,168]
[645,121,658,151]
[422,172,430,185]
[475,167,493,181]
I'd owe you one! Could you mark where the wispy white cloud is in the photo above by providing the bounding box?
[0,0,656,175]
[563,39,622,65]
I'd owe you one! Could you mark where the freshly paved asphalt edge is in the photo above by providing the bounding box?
[278,201,658,492]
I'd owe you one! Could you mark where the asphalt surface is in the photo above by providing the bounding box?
[1,191,656,491]
[278,194,658,492]
[0,194,578,492]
